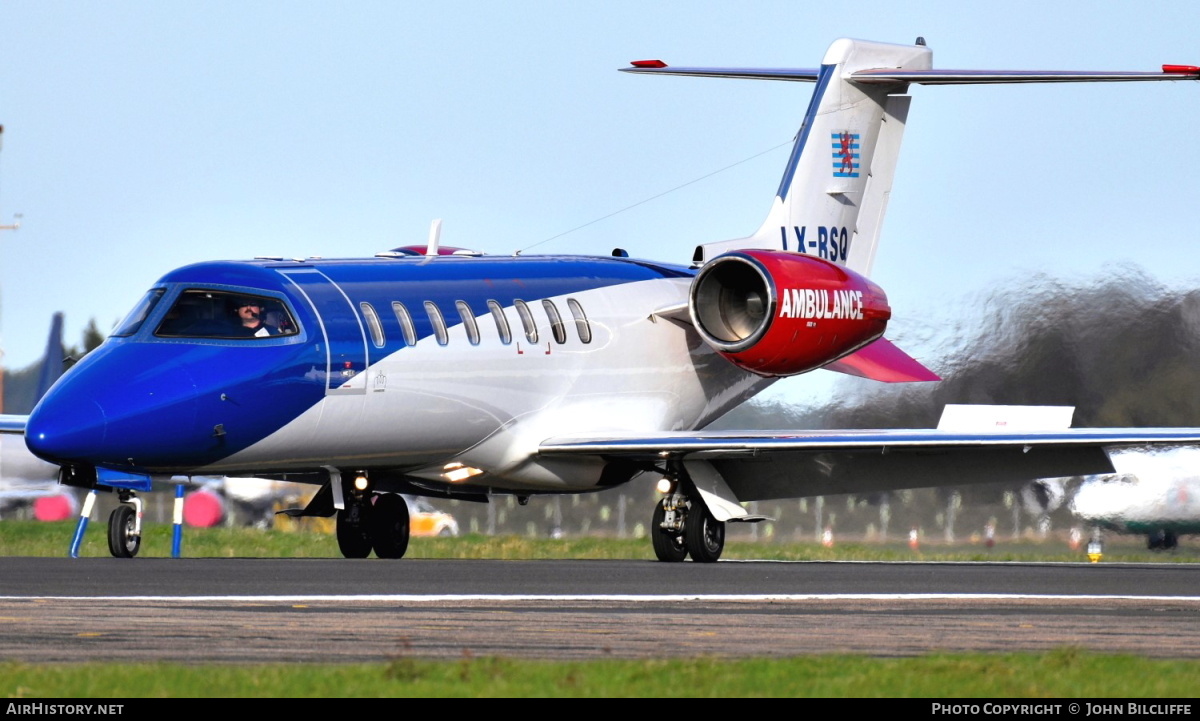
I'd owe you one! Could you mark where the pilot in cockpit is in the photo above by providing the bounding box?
[232,298,277,337]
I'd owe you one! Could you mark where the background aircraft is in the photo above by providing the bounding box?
[8,38,1200,562]
[180,478,458,536]
[0,313,74,521]
[181,477,304,529]
[1072,447,1200,550]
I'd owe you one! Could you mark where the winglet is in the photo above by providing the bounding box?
[822,337,939,383]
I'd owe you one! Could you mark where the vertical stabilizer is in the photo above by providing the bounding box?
[34,313,64,402]
[686,39,931,273]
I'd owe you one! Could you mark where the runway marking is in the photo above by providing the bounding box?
[4,593,1200,602]
[722,559,1200,566]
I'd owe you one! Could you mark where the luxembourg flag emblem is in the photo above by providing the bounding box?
[832,131,860,178]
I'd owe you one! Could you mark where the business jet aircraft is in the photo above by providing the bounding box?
[5,38,1200,561]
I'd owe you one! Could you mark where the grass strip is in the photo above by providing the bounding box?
[0,521,1195,563]
[2,650,1198,697]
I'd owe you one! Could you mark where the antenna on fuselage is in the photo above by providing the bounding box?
[425,218,442,256]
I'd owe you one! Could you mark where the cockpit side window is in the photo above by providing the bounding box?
[112,289,166,337]
[155,290,299,339]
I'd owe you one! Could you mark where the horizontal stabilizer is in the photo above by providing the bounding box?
[822,338,939,383]
[622,66,1200,85]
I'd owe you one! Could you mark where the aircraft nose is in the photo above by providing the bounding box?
[26,394,109,464]
[25,343,201,469]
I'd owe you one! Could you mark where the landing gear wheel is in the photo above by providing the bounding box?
[107,505,141,558]
[336,504,373,558]
[685,504,725,563]
[651,499,688,563]
[1149,529,1179,550]
[370,494,411,559]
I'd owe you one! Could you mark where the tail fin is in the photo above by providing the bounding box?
[623,39,1198,275]
[629,38,931,274]
[33,313,64,401]
[731,38,926,276]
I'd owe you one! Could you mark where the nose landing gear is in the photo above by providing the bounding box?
[107,493,144,558]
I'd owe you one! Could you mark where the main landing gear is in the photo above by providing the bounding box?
[1147,529,1179,551]
[107,492,143,558]
[652,481,725,563]
[336,492,411,559]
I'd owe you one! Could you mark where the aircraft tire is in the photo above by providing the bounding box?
[1147,529,1178,551]
[651,499,688,562]
[336,506,373,558]
[370,494,411,559]
[685,503,724,563]
[1163,531,1179,550]
[107,505,140,558]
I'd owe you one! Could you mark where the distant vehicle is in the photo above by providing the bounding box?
[1071,447,1200,550]
[405,495,458,537]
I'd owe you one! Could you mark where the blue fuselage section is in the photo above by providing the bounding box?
[25,254,760,491]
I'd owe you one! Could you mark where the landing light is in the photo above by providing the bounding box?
[656,477,674,494]
[354,474,369,491]
[443,462,483,483]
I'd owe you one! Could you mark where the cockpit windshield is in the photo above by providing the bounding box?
[111,289,166,337]
[155,290,299,339]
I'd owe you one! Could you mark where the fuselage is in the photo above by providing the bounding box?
[1071,448,1200,536]
[25,254,771,493]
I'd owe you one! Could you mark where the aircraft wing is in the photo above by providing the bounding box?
[538,428,1200,502]
[0,415,28,434]
[0,414,63,496]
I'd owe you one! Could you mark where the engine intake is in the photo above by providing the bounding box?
[689,250,891,377]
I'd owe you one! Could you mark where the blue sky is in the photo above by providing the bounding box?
[1,1,1198,408]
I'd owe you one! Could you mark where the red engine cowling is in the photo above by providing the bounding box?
[688,249,891,377]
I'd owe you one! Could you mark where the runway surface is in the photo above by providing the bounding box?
[2,558,1198,662]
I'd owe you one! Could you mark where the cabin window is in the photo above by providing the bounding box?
[155,290,298,339]
[425,301,449,346]
[360,302,385,348]
[392,302,417,346]
[456,301,480,346]
[567,298,592,344]
[112,289,165,337]
[487,300,512,345]
[514,300,538,343]
[543,300,567,344]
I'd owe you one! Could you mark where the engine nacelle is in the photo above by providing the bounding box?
[689,249,891,377]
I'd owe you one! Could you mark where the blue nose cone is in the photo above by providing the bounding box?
[25,393,109,465]
[24,342,203,470]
